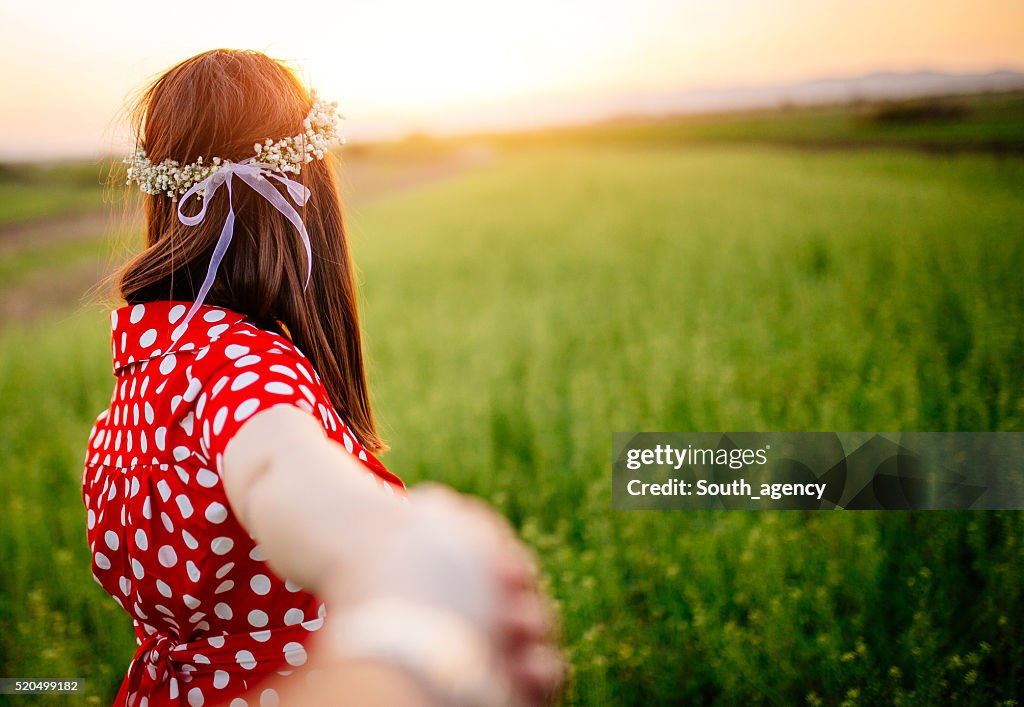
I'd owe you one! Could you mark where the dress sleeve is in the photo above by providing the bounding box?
[195,347,325,477]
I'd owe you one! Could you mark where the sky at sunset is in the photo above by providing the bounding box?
[1,0,1023,159]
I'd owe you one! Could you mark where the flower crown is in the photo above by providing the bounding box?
[125,94,345,198]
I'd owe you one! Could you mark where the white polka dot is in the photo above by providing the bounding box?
[215,603,234,620]
[230,371,260,391]
[259,688,279,707]
[302,616,325,632]
[249,545,266,561]
[248,610,269,627]
[132,558,145,579]
[118,575,130,595]
[249,630,271,643]
[156,480,171,502]
[285,579,303,592]
[182,530,199,550]
[139,328,157,347]
[225,344,249,359]
[211,537,234,555]
[283,642,307,666]
[161,512,174,533]
[159,354,177,375]
[104,530,119,551]
[130,304,146,323]
[205,502,228,524]
[233,354,261,369]
[183,377,202,404]
[154,427,167,451]
[284,608,303,626]
[229,700,247,707]
[180,412,195,437]
[269,364,298,380]
[204,309,226,322]
[176,495,194,518]
[208,635,225,648]
[215,580,235,594]
[184,594,201,609]
[187,686,204,706]
[169,304,186,323]
[95,552,111,570]
[235,650,256,670]
[197,469,218,488]
[135,529,148,551]
[186,561,201,582]
[216,562,235,578]
[130,477,140,497]
[158,545,178,567]
[234,399,260,422]
[264,381,294,395]
[156,579,172,598]
[208,323,230,337]
[249,574,271,595]
[213,670,229,689]
[212,376,230,397]
[213,408,228,436]
[87,509,95,529]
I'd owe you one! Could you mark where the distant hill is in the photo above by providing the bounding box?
[412,69,1024,139]
[626,69,1024,116]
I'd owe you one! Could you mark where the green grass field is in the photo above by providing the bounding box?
[1,113,1023,704]
[0,162,108,227]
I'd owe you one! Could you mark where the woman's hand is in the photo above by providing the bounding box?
[313,483,566,706]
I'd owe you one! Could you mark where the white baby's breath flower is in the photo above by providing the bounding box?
[126,95,344,196]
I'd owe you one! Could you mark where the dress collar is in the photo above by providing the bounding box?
[111,300,248,375]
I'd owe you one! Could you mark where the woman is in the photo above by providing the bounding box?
[83,48,562,706]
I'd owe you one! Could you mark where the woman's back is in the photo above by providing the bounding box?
[82,299,404,706]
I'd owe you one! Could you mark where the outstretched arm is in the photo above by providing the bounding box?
[221,404,392,593]
[220,404,564,706]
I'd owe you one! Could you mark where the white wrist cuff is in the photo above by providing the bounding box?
[326,597,511,707]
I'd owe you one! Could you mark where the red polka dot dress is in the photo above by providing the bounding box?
[81,300,405,706]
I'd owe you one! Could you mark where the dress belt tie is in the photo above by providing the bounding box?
[122,632,183,706]
[117,618,324,707]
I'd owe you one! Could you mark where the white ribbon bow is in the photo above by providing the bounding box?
[167,158,313,350]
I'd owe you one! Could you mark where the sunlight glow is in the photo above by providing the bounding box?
[1,0,1022,159]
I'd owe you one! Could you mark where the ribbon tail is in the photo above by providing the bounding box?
[168,177,237,351]
[238,171,313,290]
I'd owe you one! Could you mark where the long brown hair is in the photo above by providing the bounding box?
[105,48,384,452]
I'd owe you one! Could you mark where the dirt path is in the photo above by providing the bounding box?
[0,145,495,329]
